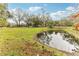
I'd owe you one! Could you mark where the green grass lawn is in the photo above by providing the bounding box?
[0,27,66,56]
[64,27,79,39]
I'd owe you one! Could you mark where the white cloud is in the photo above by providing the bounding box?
[50,5,79,20]
[50,11,69,20]
[8,8,15,14]
[55,11,66,16]
[66,6,75,11]
[28,6,42,12]
[66,6,79,15]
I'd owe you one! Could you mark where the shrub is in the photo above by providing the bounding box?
[0,18,7,27]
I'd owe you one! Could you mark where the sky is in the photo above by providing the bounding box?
[8,3,79,20]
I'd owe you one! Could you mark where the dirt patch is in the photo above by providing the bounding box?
[1,39,54,56]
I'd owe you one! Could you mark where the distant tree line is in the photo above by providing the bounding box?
[0,4,74,28]
[7,8,54,27]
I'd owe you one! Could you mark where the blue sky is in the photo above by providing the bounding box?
[8,3,77,12]
[8,3,79,20]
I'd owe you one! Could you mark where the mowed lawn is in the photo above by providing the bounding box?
[0,27,66,56]
[64,27,79,39]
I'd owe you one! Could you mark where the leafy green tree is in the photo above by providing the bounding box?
[0,4,7,27]
[47,20,54,28]
[30,15,43,27]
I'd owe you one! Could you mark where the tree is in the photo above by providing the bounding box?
[23,12,33,27]
[40,8,50,27]
[47,20,54,28]
[30,15,42,27]
[59,19,73,26]
[0,3,7,27]
[9,8,24,27]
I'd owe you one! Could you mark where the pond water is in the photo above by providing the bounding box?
[37,30,79,53]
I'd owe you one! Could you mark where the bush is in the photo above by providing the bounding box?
[0,18,7,27]
[48,25,53,28]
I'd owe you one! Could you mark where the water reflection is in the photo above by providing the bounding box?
[38,31,79,52]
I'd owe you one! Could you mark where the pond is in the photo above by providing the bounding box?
[37,30,79,53]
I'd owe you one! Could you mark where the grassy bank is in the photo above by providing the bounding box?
[0,27,66,56]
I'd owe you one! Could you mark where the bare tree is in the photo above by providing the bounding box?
[9,8,24,27]
[40,8,51,27]
[23,11,32,27]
